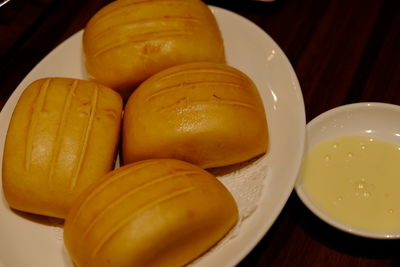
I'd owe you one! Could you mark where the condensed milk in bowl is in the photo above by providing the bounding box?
[296,102,400,239]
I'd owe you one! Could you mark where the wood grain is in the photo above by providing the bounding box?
[1,0,399,266]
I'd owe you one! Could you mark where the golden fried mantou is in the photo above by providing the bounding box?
[123,62,268,169]
[83,0,225,99]
[64,159,238,267]
[2,77,122,218]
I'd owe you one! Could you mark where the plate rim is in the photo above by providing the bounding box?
[0,5,306,267]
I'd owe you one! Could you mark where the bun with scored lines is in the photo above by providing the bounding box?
[2,77,122,218]
[83,0,225,99]
[123,62,269,169]
[64,158,238,267]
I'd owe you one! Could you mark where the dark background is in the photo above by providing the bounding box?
[1,0,399,266]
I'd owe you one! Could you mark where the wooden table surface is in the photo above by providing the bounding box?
[1,0,399,266]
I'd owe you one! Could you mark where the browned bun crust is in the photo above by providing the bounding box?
[123,62,268,169]
[64,159,238,267]
[83,0,225,99]
[2,77,122,218]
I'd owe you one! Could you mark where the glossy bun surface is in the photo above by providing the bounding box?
[2,78,122,218]
[64,158,238,267]
[123,62,268,168]
[83,0,225,98]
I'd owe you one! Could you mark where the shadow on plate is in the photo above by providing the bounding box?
[9,207,64,226]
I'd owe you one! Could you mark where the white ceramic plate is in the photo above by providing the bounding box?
[295,102,400,239]
[0,6,305,267]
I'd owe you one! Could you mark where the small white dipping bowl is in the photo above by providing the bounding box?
[295,102,400,239]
